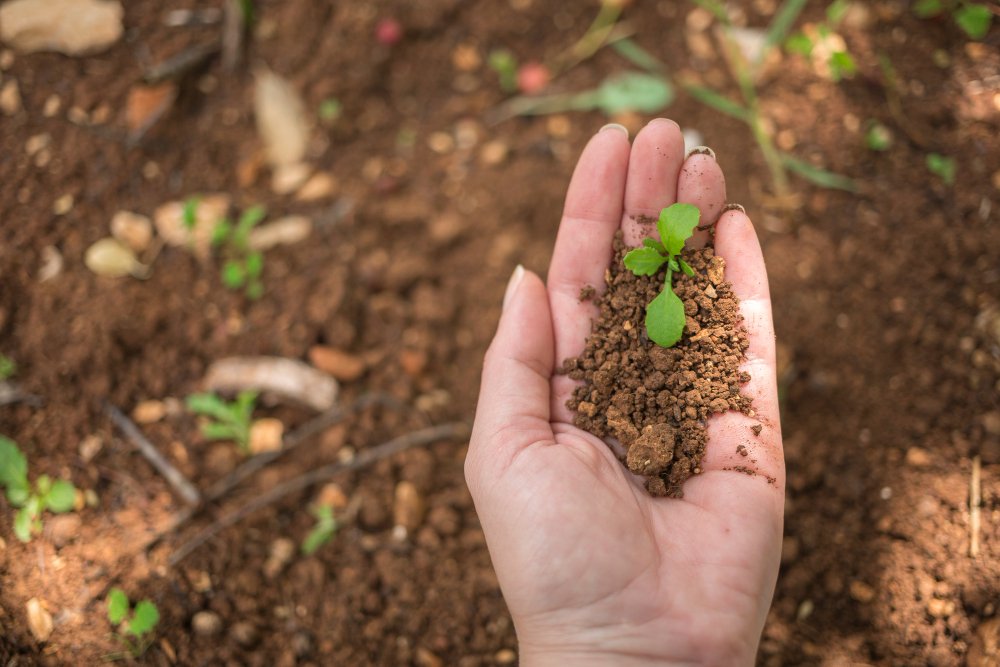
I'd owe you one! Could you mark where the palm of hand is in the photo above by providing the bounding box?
[467,120,784,666]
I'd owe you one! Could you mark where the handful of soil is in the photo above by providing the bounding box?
[563,232,752,497]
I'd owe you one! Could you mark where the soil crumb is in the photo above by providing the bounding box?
[563,232,752,497]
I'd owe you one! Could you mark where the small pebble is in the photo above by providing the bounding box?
[495,648,517,664]
[849,580,875,603]
[192,610,222,636]
[230,621,259,647]
[111,211,153,253]
[45,514,81,548]
[905,447,931,467]
[393,481,425,531]
[26,598,53,642]
[249,418,284,455]
[132,399,166,424]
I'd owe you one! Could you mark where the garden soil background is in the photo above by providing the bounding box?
[1,0,999,665]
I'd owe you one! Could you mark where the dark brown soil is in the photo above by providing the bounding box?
[1,1,998,665]
[564,233,752,497]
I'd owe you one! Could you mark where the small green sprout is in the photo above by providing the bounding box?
[107,587,159,657]
[0,354,16,380]
[926,153,956,185]
[864,120,893,151]
[915,0,992,40]
[181,197,200,230]
[622,203,700,348]
[212,205,267,299]
[301,504,338,555]
[186,391,257,454]
[488,49,519,93]
[0,436,76,542]
[785,1,856,82]
[318,97,342,123]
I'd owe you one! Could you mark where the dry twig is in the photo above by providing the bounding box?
[104,402,201,506]
[169,421,469,565]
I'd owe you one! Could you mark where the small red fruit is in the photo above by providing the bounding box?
[517,62,551,94]
[375,18,403,46]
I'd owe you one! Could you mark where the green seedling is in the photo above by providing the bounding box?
[926,153,956,185]
[785,0,857,82]
[497,71,674,121]
[211,205,266,299]
[488,49,519,93]
[186,391,258,454]
[301,504,338,555]
[318,97,342,123]
[0,354,15,380]
[107,588,159,657]
[915,0,992,40]
[622,203,700,348]
[864,120,893,151]
[0,436,76,542]
[181,196,199,230]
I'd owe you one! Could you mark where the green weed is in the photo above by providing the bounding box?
[186,391,258,454]
[0,436,76,542]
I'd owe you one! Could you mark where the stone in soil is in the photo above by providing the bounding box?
[563,232,751,497]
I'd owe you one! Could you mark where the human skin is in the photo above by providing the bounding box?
[465,118,785,666]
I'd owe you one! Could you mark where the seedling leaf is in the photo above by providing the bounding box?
[926,153,955,185]
[645,288,686,348]
[764,0,809,54]
[14,507,31,542]
[301,505,338,555]
[245,252,264,280]
[682,84,751,122]
[658,203,700,257]
[642,238,666,253]
[45,480,76,513]
[914,0,943,17]
[826,0,851,25]
[0,354,15,380]
[781,153,857,191]
[585,72,674,115]
[955,4,991,40]
[611,39,665,74]
[107,588,129,625]
[186,393,234,421]
[679,259,695,277]
[222,261,246,288]
[785,32,814,57]
[0,436,28,491]
[623,247,668,276]
[128,600,159,637]
[182,197,199,230]
[829,50,857,81]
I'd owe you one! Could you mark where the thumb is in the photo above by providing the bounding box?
[467,266,555,486]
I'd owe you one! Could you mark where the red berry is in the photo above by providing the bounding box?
[375,18,402,46]
[517,62,550,94]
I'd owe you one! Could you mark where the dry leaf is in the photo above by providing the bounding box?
[254,69,310,168]
[125,82,178,142]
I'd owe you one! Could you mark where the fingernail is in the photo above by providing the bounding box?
[503,264,525,311]
[686,145,716,160]
[599,123,629,138]
[722,203,746,215]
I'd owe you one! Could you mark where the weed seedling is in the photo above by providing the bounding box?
[186,391,258,454]
[864,120,893,151]
[0,354,15,380]
[488,49,519,93]
[622,203,700,348]
[785,0,857,82]
[915,1,993,40]
[0,436,76,542]
[301,504,338,555]
[107,588,159,657]
[212,205,267,299]
[926,153,956,185]
[318,97,342,123]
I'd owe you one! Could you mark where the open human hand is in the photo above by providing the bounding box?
[466,119,785,666]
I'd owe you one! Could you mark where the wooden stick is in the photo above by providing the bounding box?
[169,422,469,565]
[970,455,981,558]
[104,402,201,506]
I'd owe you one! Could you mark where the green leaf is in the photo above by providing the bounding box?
[955,4,992,40]
[7,485,29,506]
[668,257,680,272]
[865,121,893,151]
[785,32,814,57]
[764,0,809,54]
[0,354,16,380]
[245,280,264,301]
[623,247,668,276]
[301,506,338,555]
[642,238,667,253]
[826,0,851,25]
[914,0,943,17]
[926,153,956,185]
[488,49,518,92]
[657,203,700,257]
[245,252,264,280]
[780,153,857,191]
[318,97,342,122]
[0,436,28,491]
[201,422,241,442]
[186,393,233,421]
[679,259,696,277]
[683,84,751,122]
[611,39,665,73]
[35,474,51,496]
[107,588,129,625]
[14,507,32,542]
[221,261,246,289]
[580,72,674,115]
[234,391,257,420]
[127,600,159,637]
[210,221,232,248]
[45,480,76,513]
[829,50,856,81]
[645,288,686,348]
[234,205,267,246]
[182,197,199,230]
